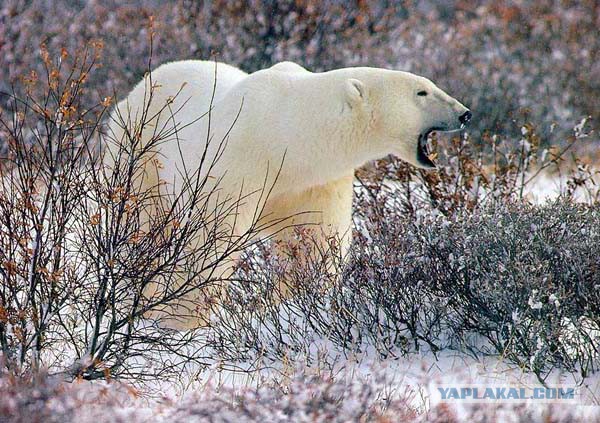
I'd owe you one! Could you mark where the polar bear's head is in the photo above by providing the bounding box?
[346,70,471,169]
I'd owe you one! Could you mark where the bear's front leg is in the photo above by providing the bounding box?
[261,174,355,298]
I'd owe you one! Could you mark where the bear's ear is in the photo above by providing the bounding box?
[345,78,366,107]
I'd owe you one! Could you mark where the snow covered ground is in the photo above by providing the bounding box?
[29,346,599,421]
[96,295,600,421]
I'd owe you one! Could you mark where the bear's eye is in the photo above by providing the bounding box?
[417,90,428,97]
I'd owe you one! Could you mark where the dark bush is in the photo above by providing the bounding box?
[210,200,600,381]
[1,0,599,140]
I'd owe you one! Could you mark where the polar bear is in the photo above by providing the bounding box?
[108,60,470,329]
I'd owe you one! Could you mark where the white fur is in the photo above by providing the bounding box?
[109,60,469,328]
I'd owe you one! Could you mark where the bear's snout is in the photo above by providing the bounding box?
[459,110,472,126]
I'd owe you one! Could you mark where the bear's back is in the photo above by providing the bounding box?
[112,60,247,125]
[108,60,247,154]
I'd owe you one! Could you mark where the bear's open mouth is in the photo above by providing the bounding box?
[416,127,442,169]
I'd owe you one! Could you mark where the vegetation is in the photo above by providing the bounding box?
[0,1,598,421]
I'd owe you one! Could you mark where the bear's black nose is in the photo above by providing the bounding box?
[459,110,472,125]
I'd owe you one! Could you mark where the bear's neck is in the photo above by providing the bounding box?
[274,70,385,189]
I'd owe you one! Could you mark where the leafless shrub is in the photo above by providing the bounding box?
[0,40,277,384]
